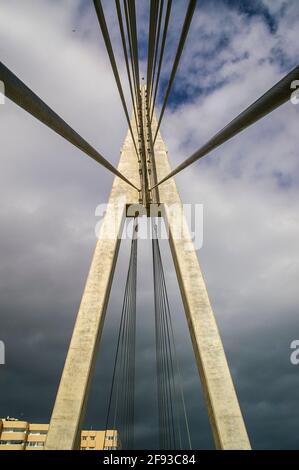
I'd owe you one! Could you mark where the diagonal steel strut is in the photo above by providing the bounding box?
[153,64,299,189]
[0,61,139,191]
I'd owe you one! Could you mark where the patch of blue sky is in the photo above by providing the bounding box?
[200,0,281,32]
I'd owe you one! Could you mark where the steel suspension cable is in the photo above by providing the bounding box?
[153,234,172,448]
[158,241,192,450]
[121,263,132,446]
[153,229,168,448]
[159,261,182,449]
[158,252,177,449]
[153,0,197,144]
[119,225,137,448]
[163,292,192,449]
[153,232,176,448]
[152,222,192,449]
[154,256,163,447]
[147,0,159,106]
[105,244,132,446]
[127,0,141,109]
[115,0,138,130]
[149,0,164,106]
[123,0,139,105]
[93,0,139,158]
[105,219,138,450]
[150,0,172,121]
[105,259,131,446]
[158,237,180,449]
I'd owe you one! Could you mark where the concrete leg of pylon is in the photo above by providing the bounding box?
[153,125,251,450]
[45,129,140,450]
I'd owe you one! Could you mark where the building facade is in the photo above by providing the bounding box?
[0,418,119,450]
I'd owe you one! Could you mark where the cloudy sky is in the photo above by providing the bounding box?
[0,0,299,450]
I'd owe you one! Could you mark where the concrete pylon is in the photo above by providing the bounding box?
[45,125,140,450]
[152,118,251,450]
[45,90,250,450]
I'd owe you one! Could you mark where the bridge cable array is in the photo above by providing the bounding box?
[150,0,172,122]
[104,219,192,450]
[104,219,138,450]
[123,0,139,108]
[152,0,197,144]
[115,0,139,130]
[152,223,192,450]
[146,0,160,107]
[94,0,139,158]
[149,0,164,107]
[93,0,196,154]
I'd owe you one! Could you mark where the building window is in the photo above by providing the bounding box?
[0,440,24,445]
[26,441,44,447]
[2,428,26,433]
[29,431,47,435]
[82,436,87,440]
[90,436,95,440]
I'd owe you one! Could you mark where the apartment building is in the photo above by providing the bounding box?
[0,417,120,450]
